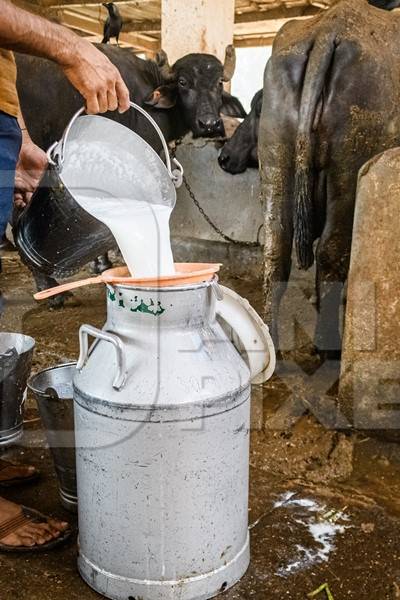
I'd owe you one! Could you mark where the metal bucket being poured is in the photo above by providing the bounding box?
[16,103,183,279]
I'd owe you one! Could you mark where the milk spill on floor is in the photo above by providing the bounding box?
[273,491,350,577]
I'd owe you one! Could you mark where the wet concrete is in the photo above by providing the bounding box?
[1,251,400,599]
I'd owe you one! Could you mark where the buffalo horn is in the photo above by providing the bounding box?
[223,44,236,81]
[156,49,176,81]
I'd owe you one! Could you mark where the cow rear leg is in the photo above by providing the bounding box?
[31,269,71,309]
[263,194,294,352]
[314,232,349,360]
[89,253,112,275]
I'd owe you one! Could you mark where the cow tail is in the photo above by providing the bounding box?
[294,33,336,270]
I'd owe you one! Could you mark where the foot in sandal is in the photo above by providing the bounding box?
[0,496,70,552]
[0,459,40,487]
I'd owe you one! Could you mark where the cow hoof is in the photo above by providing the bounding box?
[313,346,342,363]
[89,256,113,275]
[0,236,16,252]
[47,290,73,310]
[309,293,318,306]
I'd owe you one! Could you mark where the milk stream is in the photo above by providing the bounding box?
[75,195,175,278]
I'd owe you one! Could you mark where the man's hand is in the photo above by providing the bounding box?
[0,0,131,115]
[59,41,130,115]
[14,137,48,209]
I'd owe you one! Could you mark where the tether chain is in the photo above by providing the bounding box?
[171,138,261,247]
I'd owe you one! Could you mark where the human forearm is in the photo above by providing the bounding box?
[15,101,48,208]
[0,0,80,66]
[0,0,130,114]
[17,111,30,142]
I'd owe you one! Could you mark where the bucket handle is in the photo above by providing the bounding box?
[77,324,127,391]
[47,101,184,188]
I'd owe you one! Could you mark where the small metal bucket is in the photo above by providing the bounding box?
[0,333,35,446]
[16,102,183,279]
[28,363,77,512]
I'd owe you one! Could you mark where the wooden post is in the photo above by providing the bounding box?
[161,0,235,63]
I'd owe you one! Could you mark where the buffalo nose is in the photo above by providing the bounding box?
[198,117,223,133]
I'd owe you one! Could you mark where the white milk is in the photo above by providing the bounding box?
[75,194,175,278]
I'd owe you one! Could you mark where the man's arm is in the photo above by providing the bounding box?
[0,0,130,114]
[14,112,48,208]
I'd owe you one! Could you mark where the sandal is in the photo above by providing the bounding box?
[0,459,40,488]
[0,506,71,553]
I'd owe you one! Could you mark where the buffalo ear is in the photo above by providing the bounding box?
[144,84,177,109]
[221,91,247,118]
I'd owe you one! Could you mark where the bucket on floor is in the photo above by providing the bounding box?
[0,333,35,446]
[28,363,77,512]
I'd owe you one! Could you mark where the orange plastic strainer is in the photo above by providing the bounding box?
[34,263,222,301]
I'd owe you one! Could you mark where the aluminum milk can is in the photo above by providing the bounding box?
[73,277,275,600]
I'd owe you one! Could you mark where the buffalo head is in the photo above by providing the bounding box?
[145,45,246,138]
[218,89,262,174]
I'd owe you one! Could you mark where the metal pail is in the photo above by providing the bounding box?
[0,333,35,446]
[28,363,77,512]
[16,102,183,279]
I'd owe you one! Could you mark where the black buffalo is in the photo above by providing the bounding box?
[15,44,246,301]
[260,0,400,356]
[219,89,263,174]
[370,0,400,6]
[16,44,246,150]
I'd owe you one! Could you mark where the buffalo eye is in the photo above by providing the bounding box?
[178,77,188,87]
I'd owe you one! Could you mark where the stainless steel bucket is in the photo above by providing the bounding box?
[28,363,77,512]
[0,333,35,446]
[16,102,183,279]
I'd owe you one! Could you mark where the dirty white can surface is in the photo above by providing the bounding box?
[73,279,273,600]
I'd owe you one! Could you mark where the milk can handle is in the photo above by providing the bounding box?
[76,324,127,391]
[215,285,276,384]
[47,101,184,187]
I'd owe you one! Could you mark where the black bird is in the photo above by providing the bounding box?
[102,3,123,45]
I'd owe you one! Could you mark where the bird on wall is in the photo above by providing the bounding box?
[102,2,123,45]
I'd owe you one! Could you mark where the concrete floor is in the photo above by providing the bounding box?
[1,251,400,599]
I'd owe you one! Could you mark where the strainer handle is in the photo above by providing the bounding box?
[47,101,184,188]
